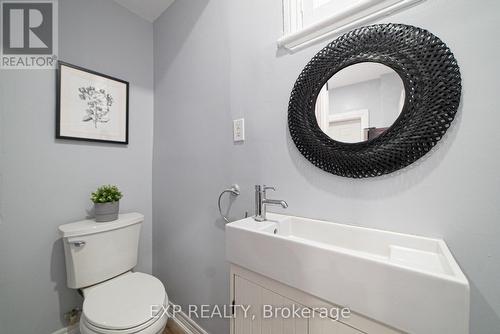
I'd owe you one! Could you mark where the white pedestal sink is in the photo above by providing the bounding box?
[226,213,469,334]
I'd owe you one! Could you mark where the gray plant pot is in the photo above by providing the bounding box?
[94,201,119,222]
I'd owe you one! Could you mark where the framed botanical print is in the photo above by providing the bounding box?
[56,61,129,144]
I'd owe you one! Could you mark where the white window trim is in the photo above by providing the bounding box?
[282,0,303,36]
[279,0,426,52]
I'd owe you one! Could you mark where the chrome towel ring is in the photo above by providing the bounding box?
[218,184,240,223]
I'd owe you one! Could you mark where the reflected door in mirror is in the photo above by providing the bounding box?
[315,62,405,143]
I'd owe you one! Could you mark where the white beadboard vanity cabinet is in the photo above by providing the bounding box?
[226,214,470,334]
[230,265,402,334]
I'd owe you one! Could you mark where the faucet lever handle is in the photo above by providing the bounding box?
[263,185,276,191]
[263,185,276,198]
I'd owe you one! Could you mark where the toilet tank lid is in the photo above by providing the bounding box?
[58,212,144,238]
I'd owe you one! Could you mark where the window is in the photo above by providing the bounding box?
[280,0,426,51]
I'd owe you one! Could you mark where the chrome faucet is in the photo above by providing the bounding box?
[254,185,288,222]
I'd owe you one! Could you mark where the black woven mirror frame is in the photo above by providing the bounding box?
[288,24,461,178]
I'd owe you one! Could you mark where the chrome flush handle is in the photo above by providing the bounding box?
[69,240,86,247]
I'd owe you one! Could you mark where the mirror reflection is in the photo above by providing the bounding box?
[315,62,405,143]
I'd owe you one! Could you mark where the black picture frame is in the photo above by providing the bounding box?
[56,61,129,144]
[288,24,462,178]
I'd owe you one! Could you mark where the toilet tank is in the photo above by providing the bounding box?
[58,212,143,289]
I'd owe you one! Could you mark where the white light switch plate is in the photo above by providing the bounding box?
[233,118,245,142]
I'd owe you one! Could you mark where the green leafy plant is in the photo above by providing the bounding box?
[91,185,123,204]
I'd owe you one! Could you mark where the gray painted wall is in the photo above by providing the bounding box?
[0,1,154,333]
[331,78,382,120]
[153,0,500,333]
[153,1,232,332]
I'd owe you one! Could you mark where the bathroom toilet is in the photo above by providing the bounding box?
[59,213,168,334]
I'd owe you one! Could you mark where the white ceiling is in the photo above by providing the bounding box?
[328,63,397,88]
[113,0,175,22]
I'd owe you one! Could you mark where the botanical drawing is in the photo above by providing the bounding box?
[78,86,114,128]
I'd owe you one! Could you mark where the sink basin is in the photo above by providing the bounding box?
[226,213,469,334]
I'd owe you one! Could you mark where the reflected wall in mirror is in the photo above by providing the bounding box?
[315,62,405,143]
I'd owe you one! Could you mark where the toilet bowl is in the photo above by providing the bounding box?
[80,272,168,334]
[59,213,168,334]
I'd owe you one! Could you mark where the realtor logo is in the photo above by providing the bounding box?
[1,0,58,69]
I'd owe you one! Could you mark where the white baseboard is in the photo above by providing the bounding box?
[51,323,79,334]
[167,301,209,334]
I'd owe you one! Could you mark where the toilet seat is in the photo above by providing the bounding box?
[80,272,168,334]
[81,312,168,334]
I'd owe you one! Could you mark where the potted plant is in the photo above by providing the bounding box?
[91,185,123,222]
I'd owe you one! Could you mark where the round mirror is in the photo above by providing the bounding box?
[289,24,461,178]
[315,62,405,143]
